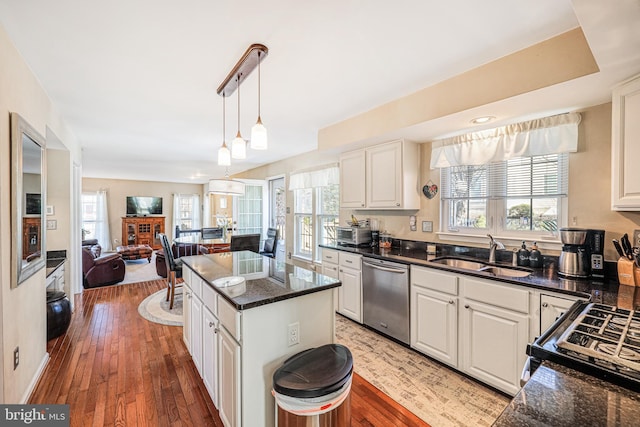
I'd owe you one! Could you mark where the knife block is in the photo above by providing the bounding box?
[617,258,636,286]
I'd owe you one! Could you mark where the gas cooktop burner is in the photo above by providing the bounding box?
[556,304,640,374]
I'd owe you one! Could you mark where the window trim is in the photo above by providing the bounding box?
[292,185,339,263]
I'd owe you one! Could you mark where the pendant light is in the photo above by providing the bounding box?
[231,74,247,159]
[250,51,268,150]
[217,96,231,166]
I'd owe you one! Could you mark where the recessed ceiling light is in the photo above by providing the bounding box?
[470,116,495,124]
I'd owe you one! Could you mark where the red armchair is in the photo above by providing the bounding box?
[82,247,126,288]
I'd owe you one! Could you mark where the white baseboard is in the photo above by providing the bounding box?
[19,352,50,404]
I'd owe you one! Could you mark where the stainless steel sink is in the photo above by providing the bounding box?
[429,257,532,278]
[477,266,532,278]
[429,257,487,270]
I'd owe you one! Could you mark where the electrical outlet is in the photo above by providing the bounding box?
[634,230,640,248]
[288,322,300,346]
[14,347,19,370]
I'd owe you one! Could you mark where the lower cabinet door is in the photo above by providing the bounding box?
[218,327,241,427]
[338,267,362,323]
[203,307,219,407]
[461,300,529,395]
[191,296,203,375]
[411,285,458,367]
[183,285,192,351]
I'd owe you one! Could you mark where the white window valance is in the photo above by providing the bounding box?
[430,112,581,169]
[289,165,339,190]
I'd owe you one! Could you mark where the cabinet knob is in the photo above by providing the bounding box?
[396,203,400,206]
[361,204,365,207]
[214,327,219,334]
[464,304,470,309]
[449,300,454,305]
[542,302,549,308]
[209,322,214,327]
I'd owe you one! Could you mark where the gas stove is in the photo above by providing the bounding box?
[528,301,640,392]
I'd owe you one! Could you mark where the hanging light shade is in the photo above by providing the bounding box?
[251,51,268,150]
[231,73,247,159]
[218,96,231,166]
[208,178,245,195]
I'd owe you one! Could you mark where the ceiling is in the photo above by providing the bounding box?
[1,0,639,184]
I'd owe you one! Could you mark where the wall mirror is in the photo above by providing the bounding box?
[11,112,46,287]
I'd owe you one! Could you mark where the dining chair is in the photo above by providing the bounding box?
[159,233,183,309]
[230,234,261,253]
[259,228,278,258]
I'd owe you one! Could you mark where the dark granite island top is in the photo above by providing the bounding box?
[493,361,640,426]
[181,251,341,310]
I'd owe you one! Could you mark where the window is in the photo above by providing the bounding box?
[293,184,339,261]
[81,193,98,239]
[172,194,201,237]
[441,154,568,238]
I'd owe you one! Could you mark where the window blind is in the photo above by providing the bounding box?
[441,154,568,200]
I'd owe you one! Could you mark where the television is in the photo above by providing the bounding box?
[25,193,41,215]
[126,196,163,216]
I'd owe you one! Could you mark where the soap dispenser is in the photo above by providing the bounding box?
[529,242,542,268]
[517,241,530,267]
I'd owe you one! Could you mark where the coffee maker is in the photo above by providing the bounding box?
[558,228,605,278]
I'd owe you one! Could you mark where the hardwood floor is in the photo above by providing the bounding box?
[31,280,429,426]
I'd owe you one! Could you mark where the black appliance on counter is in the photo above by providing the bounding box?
[526,301,640,392]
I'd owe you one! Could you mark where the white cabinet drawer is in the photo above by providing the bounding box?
[339,252,361,270]
[322,249,339,264]
[411,265,458,295]
[219,297,241,341]
[463,277,530,314]
[201,282,218,315]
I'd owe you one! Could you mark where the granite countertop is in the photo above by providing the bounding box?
[493,361,640,426]
[322,244,620,305]
[181,252,341,311]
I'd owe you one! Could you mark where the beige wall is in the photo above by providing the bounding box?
[0,25,81,403]
[47,148,72,297]
[82,178,205,247]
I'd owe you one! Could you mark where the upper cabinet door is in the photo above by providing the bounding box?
[612,74,640,210]
[366,141,403,208]
[340,149,366,208]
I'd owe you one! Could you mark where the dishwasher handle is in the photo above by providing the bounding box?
[362,260,407,274]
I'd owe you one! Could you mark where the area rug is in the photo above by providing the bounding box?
[138,289,183,326]
[335,315,509,427]
[121,252,162,285]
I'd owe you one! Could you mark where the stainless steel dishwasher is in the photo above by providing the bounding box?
[362,257,410,344]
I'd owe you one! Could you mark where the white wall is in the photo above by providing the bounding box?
[0,24,82,403]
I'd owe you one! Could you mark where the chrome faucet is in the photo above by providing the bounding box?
[487,234,505,263]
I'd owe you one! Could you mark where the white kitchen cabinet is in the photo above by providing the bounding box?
[203,306,219,407]
[366,140,419,209]
[191,293,203,375]
[461,277,530,396]
[338,252,362,323]
[340,149,366,208]
[410,266,458,367]
[321,249,340,313]
[218,326,241,427]
[339,139,419,210]
[612,74,640,210]
[183,284,192,351]
[539,293,580,335]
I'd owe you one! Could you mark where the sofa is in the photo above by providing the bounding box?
[82,246,126,288]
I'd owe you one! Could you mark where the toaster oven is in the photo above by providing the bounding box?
[336,226,372,247]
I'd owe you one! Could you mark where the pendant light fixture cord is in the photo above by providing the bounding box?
[237,73,241,135]
[257,52,261,118]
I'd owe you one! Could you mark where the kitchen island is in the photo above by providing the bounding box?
[180,251,341,427]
